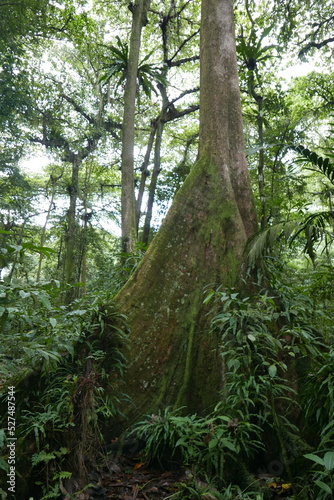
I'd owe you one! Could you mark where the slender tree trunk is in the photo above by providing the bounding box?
[36,174,62,281]
[79,168,91,295]
[65,154,80,302]
[115,0,257,421]
[121,0,151,253]
[257,98,266,229]
[142,118,164,244]
[7,224,26,282]
[136,121,157,231]
[80,232,87,294]
[249,72,266,230]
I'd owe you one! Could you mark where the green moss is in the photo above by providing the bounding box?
[174,292,200,408]
[115,152,256,421]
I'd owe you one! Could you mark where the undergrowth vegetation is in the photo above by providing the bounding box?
[0,249,130,498]
[128,262,334,499]
[0,217,334,500]
[1,240,334,498]
[1,247,334,498]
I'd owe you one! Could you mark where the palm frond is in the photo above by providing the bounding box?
[247,221,298,264]
[290,144,334,184]
[247,212,334,264]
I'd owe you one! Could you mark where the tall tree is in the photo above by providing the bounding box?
[140,1,200,243]
[121,0,151,253]
[115,0,257,420]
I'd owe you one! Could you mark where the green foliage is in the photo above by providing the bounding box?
[0,277,89,379]
[90,240,148,293]
[100,36,129,87]
[290,144,334,184]
[301,346,334,438]
[237,25,278,70]
[247,214,334,264]
[0,250,129,496]
[202,259,334,494]
[130,406,262,486]
[207,286,314,420]
[205,274,333,490]
[171,479,264,500]
[100,36,167,98]
[117,241,147,282]
[248,138,334,264]
[1,0,334,497]
[302,451,334,499]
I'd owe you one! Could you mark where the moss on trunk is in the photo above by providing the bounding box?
[116,156,255,420]
[114,0,257,422]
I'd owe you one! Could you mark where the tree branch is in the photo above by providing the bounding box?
[164,104,199,122]
[104,119,121,140]
[299,36,334,58]
[168,55,199,67]
[60,94,95,124]
[169,87,199,105]
[60,92,121,139]
[168,28,200,65]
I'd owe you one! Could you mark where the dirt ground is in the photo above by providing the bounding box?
[87,452,294,499]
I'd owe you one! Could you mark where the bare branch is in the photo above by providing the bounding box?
[60,92,121,139]
[169,86,199,105]
[299,36,334,58]
[168,55,199,67]
[164,104,199,122]
[168,28,200,65]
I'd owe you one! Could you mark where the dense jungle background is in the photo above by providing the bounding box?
[1,0,334,498]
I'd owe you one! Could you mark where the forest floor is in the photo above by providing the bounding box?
[87,451,294,499]
[88,452,183,499]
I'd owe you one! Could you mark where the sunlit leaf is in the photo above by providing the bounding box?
[304,453,324,466]
[323,451,334,471]
[49,318,57,328]
[314,480,332,494]
[268,364,277,377]
[134,462,146,469]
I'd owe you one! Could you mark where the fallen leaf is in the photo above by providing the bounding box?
[134,462,146,470]
[161,471,173,478]
[146,486,159,493]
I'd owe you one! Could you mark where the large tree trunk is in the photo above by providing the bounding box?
[116,0,257,421]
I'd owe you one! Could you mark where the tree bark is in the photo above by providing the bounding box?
[36,180,56,282]
[121,0,151,253]
[65,154,80,303]
[141,76,170,244]
[136,121,157,231]
[141,117,163,244]
[115,0,257,421]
